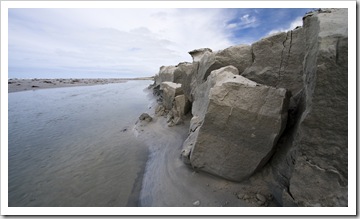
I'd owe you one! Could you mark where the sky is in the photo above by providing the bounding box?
[8,8,314,79]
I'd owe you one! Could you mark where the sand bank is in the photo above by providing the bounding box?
[8,77,153,93]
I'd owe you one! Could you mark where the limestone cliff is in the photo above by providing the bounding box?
[150,8,348,207]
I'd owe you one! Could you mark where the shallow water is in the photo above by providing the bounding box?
[8,81,152,207]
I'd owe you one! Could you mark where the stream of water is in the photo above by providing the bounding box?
[8,81,152,206]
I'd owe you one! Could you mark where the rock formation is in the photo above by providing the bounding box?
[181,66,290,181]
[151,8,348,207]
[274,8,348,207]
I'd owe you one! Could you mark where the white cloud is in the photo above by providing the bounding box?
[226,23,238,29]
[9,8,235,78]
[240,14,252,23]
[227,14,258,31]
[267,16,303,36]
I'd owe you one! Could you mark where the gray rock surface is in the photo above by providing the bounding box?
[161,82,183,110]
[182,66,290,181]
[154,62,198,102]
[139,113,153,123]
[173,62,198,102]
[174,94,190,119]
[286,8,348,207]
[264,8,348,207]
[154,65,176,85]
[242,28,305,95]
[190,45,253,87]
[189,48,213,62]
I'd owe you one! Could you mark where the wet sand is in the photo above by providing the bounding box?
[8,77,153,93]
[135,102,279,207]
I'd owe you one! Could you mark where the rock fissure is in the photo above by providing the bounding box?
[305,159,346,186]
[335,37,341,65]
[284,30,293,73]
[278,32,289,86]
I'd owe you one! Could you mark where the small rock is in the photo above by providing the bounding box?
[173,117,183,125]
[193,200,200,206]
[159,110,166,116]
[257,200,264,206]
[139,113,152,122]
[237,193,244,199]
[256,193,267,202]
[166,114,173,123]
[243,194,249,200]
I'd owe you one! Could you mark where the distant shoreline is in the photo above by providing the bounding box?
[8,77,154,93]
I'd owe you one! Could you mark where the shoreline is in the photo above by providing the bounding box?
[8,77,154,93]
[133,99,278,207]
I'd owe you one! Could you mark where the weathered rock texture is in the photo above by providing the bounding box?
[242,27,305,95]
[182,66,290,181]
[161,82,183,110]
[152,8,348,207]
[280,8,348,207]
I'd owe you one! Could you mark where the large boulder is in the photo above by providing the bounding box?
[154,62,198,102]
[188,45,253,106]
[189,48,213,62]
[154,65,177,85]
[286,8,348,207]
[242,27,305,96]
[182,66,290,182]
[161,82,183,110]
[190,45,253,84]
[174,94,191,119]
[173,62,198,102]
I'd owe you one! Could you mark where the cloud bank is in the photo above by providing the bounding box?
[8,8,313,78]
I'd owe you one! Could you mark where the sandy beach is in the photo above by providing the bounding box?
[8,77,153,93]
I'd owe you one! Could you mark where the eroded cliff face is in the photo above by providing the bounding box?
[150,8,348,207]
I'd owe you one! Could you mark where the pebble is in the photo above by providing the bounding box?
[193,200,200,206]
[236,193,244,199]
[256,193,267,202]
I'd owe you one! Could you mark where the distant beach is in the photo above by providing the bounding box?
[8,77,154,93]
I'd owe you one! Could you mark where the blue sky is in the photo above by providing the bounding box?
[8,8,314,79]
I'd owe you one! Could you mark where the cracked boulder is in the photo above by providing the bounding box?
[181,65,290,182]
[242,27,305,95]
